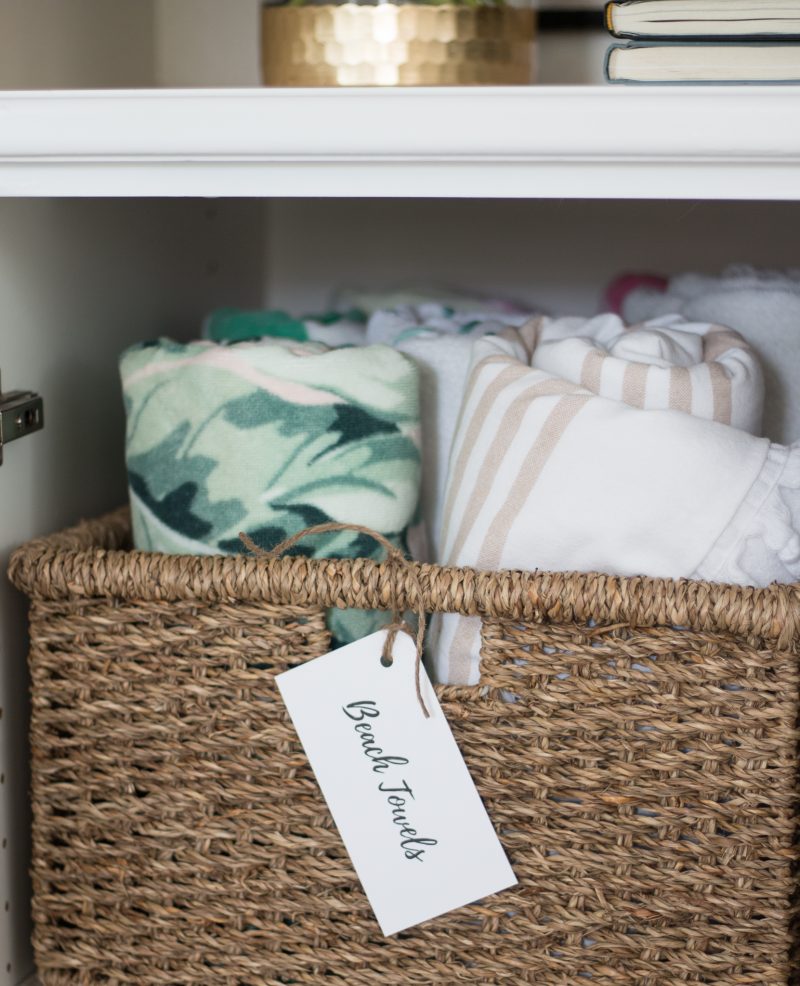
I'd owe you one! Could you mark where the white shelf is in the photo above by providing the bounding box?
[1,86,799,199]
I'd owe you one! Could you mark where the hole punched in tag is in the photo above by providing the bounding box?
[239,522,430,718]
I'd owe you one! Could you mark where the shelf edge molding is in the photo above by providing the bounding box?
[1,87,799,199]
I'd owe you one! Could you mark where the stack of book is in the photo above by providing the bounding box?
[605,0,800,83]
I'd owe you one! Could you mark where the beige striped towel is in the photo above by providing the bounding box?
[529,312,764,435]
[621,265,800,443]
[433,327,800,685]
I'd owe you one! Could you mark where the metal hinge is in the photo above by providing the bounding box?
[0,373,44,465]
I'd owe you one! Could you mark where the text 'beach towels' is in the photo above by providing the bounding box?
[120,337,421,645]
[434,316,798,685]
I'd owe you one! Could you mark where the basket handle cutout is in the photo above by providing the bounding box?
[240,522,430,718]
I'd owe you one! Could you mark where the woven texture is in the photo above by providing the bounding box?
[9,509,800,985]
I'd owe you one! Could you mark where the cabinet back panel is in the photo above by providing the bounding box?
[265,198,800,315]
[0,0,154,90]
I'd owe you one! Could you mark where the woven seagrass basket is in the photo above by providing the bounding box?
[8,507,800,985]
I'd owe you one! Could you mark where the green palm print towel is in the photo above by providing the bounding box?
[120,337,421,645]
[203,307,367,347]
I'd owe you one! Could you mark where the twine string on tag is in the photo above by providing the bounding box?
[239,522,430,718]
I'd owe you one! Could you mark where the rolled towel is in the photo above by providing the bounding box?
[434,327,798,686]
[120,336,421,645]
[620,265,800,444]
[528,312,764,435]
[366,303,531,560]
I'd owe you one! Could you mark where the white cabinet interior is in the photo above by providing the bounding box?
[0,197,264,985]
[0,2,798,984]
[265,198,800,316]
[2,192,798,983]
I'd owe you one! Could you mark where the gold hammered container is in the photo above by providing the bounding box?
[261,3,537,87]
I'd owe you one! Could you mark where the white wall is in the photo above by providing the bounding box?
[264,198,800,316]
[0,0,262,92]
[539,28,609,84]
[0,0,155,90]
[154,0,261,88]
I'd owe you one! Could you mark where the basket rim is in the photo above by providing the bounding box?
[8,507,800,649]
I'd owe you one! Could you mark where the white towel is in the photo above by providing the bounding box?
[621,265,800,443]
[339,288,529,319]
[529,312,764,435]
[366,304,530,560]
[434,328,800,685]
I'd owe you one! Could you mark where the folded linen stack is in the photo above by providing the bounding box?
[120,336,421,645]
[433,314,800,686]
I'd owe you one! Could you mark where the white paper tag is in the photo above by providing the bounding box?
[276,629,516,936]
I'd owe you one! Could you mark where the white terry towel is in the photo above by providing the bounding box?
[434,329,800,686]
[621,265,800,444]
[367,304,530,560]
[528,312,764,435]
[339,288,528,320]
